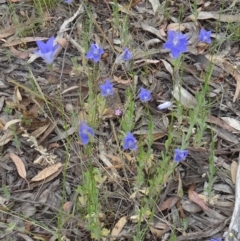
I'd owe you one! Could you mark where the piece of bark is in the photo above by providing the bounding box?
[224,153,240,241]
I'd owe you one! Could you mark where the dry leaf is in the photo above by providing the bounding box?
[10,47,29,59]
[231,161,238,184]
[30,166,62,189]
[172,84,197,108]
[9,152,27,179]
[4,119,21,130]
[110,216,127,241]
[113,75,132,85]
[0,25,16,38]
[148,0,160,14]
[167,23,186,32]
[159,197,179,211]
[207,115,236,132]
[221,117,240,131]
[161,59,173,75]
[141,23,164,40]
[181,200,202,213]
[31,163,62,182]
[3,37,47,47]
[63,201,73,212]
[188,185,208,210]
[150,222,168,238]
[205,56,240,102]
[0,130,15,146]
[188,11,240,22]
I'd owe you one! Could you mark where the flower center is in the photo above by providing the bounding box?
[93,49,99,56]
[203,35,208,41]
[173,37,179,46]
[106,88,111,94]
[128,140,134,147]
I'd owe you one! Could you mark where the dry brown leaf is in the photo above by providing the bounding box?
[159,197,179,211]
[0,130,15,146]
[188,185,208,210]
[110,216,127,241]
[9,152,27,179]
[167,23,185,32]
[149,226,164,238]
[31,163,62,182]
[30,166,63,189]
[10,47,29,59]
[231,161,238,185]
[3,37,47,47]
[188,11,240,22]
[207,115,236,132]
[105,154,122,165]
[0,25,16,38]
[30,123,50,138]
[113,75,132,85]
[63,201,73,212]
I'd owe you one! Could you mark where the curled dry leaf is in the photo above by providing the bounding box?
[4,119,21,130]
[9,152,27,179]
[231,161,238,185]
[31,163,63,182]
[110,216,127,241]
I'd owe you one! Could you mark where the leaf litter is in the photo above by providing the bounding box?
[0,0,240,240]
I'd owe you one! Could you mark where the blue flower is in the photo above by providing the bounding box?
[138,87,151,103]
[122,48,133,61]
[34,36,59,64]
[210,238,222,241]
[99,79,114,96]
[64,0,73,3]
[174,149,188,162]
[86,43,104,62]
[199,28,212,43]
[123,132,137,151]
[158,101,172,110]
[79,122,94,145]
[163,31,188,58]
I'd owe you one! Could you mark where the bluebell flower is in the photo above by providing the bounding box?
[163,31,188,58]
[34,36,59,64]
[122,48,133,61]
[64,0,73,3]
[79,122,94,145]
[210,238,222,241]
[123,132,137,151]
[199,28,212,43]
[138,87,151,103]
[86,43,104,62]
[99,79,114,96]
[158,101,172,110]
[174,149,188,162]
